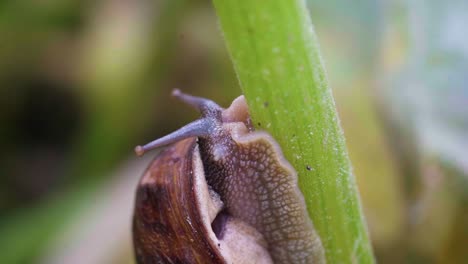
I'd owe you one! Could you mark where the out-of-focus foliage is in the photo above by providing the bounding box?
[383,0,468,175]
[379,0,468,262]
[0,0,466,263]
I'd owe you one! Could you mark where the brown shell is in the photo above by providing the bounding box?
[133,138,220,263]
[133,138,272,263]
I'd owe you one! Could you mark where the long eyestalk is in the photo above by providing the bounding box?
[135,118,214,156]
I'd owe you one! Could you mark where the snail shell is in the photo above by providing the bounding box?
[133,90,325,264]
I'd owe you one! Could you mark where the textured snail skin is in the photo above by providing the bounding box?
[133,91,325,264]
[199,120,325,264]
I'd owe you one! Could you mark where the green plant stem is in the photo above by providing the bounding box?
[212,0,374,262]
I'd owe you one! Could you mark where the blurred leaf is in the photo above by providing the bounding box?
[72,0,189,182]
[384,0,468,176]
[0,185,97,264]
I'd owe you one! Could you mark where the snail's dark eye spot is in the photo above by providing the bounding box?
[211,209,230,239]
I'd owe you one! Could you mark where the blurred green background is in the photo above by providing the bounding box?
[0,0,467,263]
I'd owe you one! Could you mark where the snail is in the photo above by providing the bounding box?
[132,90,325,264]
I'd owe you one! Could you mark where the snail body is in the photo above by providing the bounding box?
[133,90,325,264]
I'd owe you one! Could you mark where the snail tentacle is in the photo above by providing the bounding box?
[135,118,215,156]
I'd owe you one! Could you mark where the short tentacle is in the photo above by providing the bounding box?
[172,89,223,117]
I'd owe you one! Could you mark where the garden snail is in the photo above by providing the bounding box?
[133,90,325,263]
